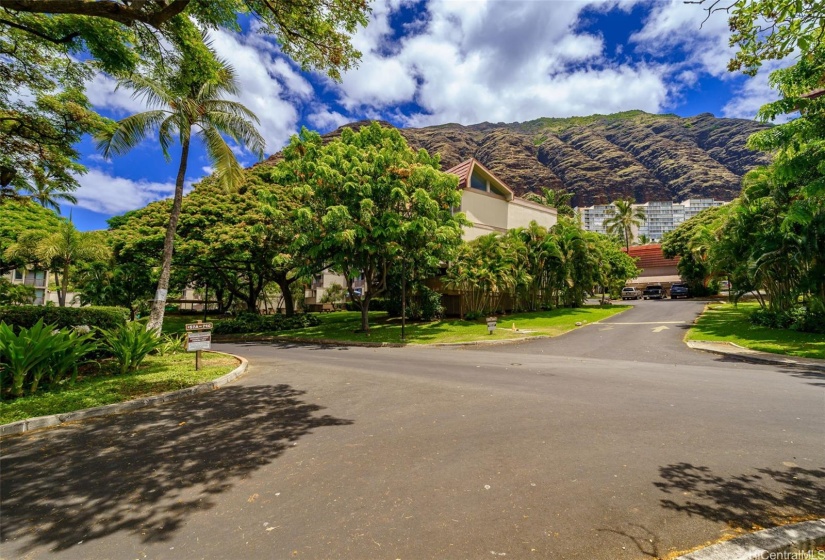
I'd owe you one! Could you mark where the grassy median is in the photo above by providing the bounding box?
[266,305,630,345]
[687,302,825,360]
[0,352,239,425]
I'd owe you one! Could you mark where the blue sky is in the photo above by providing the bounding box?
[65,0,783,231]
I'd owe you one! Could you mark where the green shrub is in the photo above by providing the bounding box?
[0,279,35,305]
[0,320,98,398]
[212,313,320,334]
[0,305,128,332]
[749,306,825,334]
[98,322,162,375]
[155,334,186,356]
[386,286,444,321]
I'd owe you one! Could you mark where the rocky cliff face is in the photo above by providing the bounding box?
[267,111,771,206]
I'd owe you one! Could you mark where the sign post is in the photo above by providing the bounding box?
[486,316,497,335]
[186,321,213,370]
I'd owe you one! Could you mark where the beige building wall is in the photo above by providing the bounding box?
[460,190,509,234]
[507,198,557,230]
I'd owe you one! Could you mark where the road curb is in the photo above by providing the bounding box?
[0,352,248,438]
[675,518,825,559]
[686,341,825,372]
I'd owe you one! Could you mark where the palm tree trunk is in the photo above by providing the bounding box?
[60,263,70,307]
[147,136,190,332]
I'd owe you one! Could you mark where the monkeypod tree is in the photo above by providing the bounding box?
[274,123,467,333]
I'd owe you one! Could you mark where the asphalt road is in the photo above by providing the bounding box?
[2,300,823,560]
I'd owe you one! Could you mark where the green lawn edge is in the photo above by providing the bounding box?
[0,352,240,425]
[686,302,825,360]
[247,305,631,345]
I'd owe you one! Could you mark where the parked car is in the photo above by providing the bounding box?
[670,284,690,299]
[621,287,641,300]
[642,284,664,300]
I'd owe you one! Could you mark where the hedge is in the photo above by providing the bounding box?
[0,306,129,331]
[212,313,320,335]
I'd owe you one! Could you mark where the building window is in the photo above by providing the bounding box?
[470,173,487,192]
[14,269,23,281]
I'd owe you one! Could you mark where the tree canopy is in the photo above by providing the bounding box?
[0,199,63,274]
[695,0,825,75]
[273,123,468,332]
[1,0,370,202]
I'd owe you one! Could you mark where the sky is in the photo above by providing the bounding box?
[64,0,785,231]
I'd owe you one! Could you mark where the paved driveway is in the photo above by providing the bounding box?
[2,300,823,559]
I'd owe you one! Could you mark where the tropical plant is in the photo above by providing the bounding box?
[96,53,265,332]
[98,322,162,375]
[45,328,99,389]
[524,187,575,217]
[0,279,35,306]
[603,200,646,251]
[23,174,78,213]
[5,220,109,307]
[0,319,96,397]
[155,334,186,357]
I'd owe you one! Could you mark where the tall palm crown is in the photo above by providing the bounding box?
[96,53,265,332]
[25,175,78,213]
[604,199,646,251]
[524,187,575,217]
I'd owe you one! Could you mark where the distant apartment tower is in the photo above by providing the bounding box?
[576,199,725,241]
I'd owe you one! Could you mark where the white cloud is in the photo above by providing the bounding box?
[84,72,151,116]
[325,0,672,126]
[721,62,786,122]
[71,168,177,214]
[630,0,732,78]
[306,108,351,131]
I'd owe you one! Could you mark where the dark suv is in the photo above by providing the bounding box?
[670,284,690,299]
[642,284,664,300]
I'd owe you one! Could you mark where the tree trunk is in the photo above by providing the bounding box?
[360,296,371,333]
[146,136,190,332]
[276,277,295,316]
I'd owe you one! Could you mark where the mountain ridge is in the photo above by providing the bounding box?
[266,111,771,206]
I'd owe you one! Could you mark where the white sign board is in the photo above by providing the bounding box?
[486,316,497,334]
[187,332,212,351]
[186,322,213,331]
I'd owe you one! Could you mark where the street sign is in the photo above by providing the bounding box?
[186,322,213,331]
[486,316,497,334]
[187,332,212,351]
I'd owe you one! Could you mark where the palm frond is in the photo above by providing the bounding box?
[200,126,243,190]
[201,111,265,158]
[95,110,169,158]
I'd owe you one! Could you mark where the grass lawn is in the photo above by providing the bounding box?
[0,352,239,425]
[687,302,825,360]
[265,305,630,345]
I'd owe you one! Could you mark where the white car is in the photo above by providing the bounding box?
[621,287,640,300]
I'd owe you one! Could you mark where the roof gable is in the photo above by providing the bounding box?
[445,158,514,201]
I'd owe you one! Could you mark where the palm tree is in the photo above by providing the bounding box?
[24,174,78,213]
[524,187,575,217]
[96,54,265,332]
[604,199,646,251]
[6,221,109,306]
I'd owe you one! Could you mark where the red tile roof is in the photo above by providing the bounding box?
[445,158,514,200]
[624,244,680,269]
[445,159,474,190]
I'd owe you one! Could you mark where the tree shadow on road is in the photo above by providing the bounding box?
[0,384,352,555]
[654,462,825,531]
